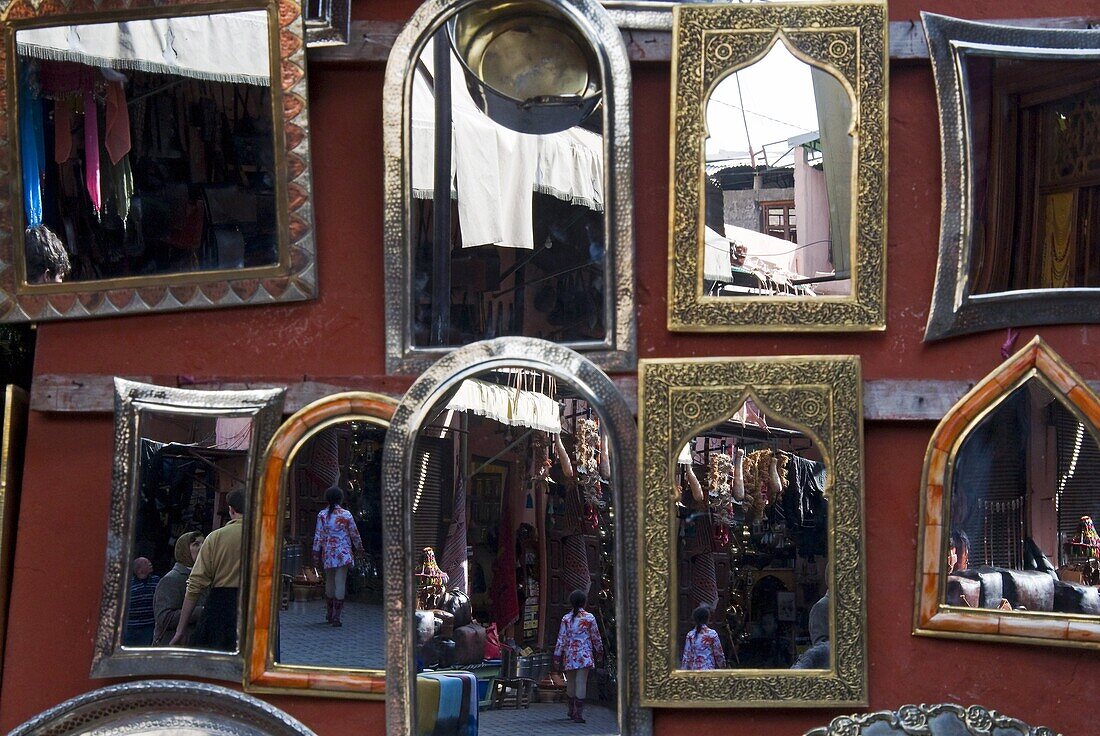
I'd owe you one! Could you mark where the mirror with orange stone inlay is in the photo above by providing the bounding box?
[244,392,396,699]
[916,337,1100,649]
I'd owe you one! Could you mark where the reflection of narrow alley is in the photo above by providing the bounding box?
[479,702,617,736]
[277,600,386,670]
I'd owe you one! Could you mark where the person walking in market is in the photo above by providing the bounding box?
[553,588,605,724]
[312,485,365,627]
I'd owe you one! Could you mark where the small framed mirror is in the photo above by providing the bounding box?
[922,14,1100,340]
[916,337,1100,648]
[0,0,315,322]
[639,356,866,707]
[382,337,650,736]
[91,379,285,681]
[666,1,886,332]
[383,0,636,373]
[245,392,397,698]
[806,703,1060,736]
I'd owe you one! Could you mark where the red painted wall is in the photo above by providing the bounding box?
[3,0,1099,732]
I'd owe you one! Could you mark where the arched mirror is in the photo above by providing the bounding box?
[383,338,649,736]
[383,0,635,373]
[916,337,1100,647]
[639,356,866,707]
[245,393,397,698]
[667,2,886,331]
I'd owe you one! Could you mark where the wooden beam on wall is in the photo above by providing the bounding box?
[309,17,1100,65]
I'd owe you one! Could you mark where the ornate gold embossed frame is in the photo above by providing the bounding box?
[921,14,1100,341]
[666,2,887,332]
[638,355,866,707]
[0,0,315,322]
[0,384,27,693]
[914,337,1100,648]
[244,392,397,699]
[91,379,286,681]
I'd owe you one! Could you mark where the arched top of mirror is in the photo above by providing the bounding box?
[382,0,635,374]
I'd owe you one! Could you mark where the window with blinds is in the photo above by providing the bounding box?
[411,436,453,557]
[1053,401,1100,565]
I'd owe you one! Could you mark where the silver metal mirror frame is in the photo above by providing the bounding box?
[90,379,285,681]
[804,702,1061,736]
[922,13,1100,341]
[382,0,636,374]
[381,336,651,736]
[10,679,317,736]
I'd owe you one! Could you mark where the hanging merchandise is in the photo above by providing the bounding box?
[574,417,604,528]
[19,63,45,227]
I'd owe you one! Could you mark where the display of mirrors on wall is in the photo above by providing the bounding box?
[0,385,27,693]
[916,337,1100,648]
[244,392,396,698]
[923,15,1100,340]
[639,356,866,707]
[91,379,284,680]
[383,337,650,736]
[666,1,886,332]
[382,0,636,373]
[805,703,1060,736]
[0,0,315,322]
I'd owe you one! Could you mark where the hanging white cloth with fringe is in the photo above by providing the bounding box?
[446,378,561,433]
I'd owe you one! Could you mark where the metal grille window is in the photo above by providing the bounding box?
[1054,401,1100,565]
[411,437,453,555]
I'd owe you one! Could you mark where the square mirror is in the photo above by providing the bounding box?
[923,14,1100,340]
[666,1,886,332]
[639,356,866,707]
[0,0,315,322]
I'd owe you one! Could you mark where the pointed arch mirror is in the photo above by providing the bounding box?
[382,337,649,736]
[638,356,866,707]
[916,337,1100,648]
[666,1,886,332]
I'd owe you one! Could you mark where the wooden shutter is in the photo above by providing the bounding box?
[411,436,453,557]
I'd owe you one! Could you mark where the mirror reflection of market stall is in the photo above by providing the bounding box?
[676,398,830,671]
[411,368,618,735]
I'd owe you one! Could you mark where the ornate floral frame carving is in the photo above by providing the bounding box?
[922,14,1100,341]
[666,2,887,332]
[244,391,397,699]
[915,337,1100,648]
[804,703,1060,736]
[381,337,651,736]
[0,0,316,322]
[638,355,866,707]
[91,379,285,681]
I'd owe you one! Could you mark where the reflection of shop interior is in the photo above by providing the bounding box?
[948,380,1100,612]
[412,369,616,714]
[15,17,277,283]
[137,414,251,579]
[677,402,828,669]
[410,40,606,348]
[283,423,386,607]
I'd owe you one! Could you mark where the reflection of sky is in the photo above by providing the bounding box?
[705,42,819,168]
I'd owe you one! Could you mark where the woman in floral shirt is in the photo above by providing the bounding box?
[553,589,604,724]
[681,605,726,670]
[312,486,364,627]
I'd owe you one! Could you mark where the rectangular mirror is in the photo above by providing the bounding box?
[639,356,866,707]
[666,2,886,332]
[1,0,315,322]
[922,14,1100,340]
[92,379,284,681]
[245,393,397,698]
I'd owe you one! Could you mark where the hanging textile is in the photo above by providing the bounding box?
[104,80,131,164]
[689,552,719,611]
[109,154,134,224]
[84,90,101,216]
[18,65,45,227]
[561,533,591,597]
[811,67,854,278]
[304,427,341,495]
[488,467,520,631]
[441,472,468,594]
[445,379,561,434]
[54,97,73,164]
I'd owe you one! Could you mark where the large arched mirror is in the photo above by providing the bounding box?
[383,338,649,736]
[382,0,635,373]
[244,393,397,698]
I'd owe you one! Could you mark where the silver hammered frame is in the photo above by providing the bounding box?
[90,378,285,681]
[382,0,636,374]
[922,13,1100,341]
[10,680,316,736]
[382,337,651,736]
[804,703,1060,736]
[638,356,867,707]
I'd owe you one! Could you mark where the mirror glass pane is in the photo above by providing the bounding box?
[274,419,387,669]
[409,1,607,349]
[675,398,830,670]
[124,408,253,653]
[962,55,1100,295]
[703,42,853,298]
[14,10,277,285]
[411,368,618,734]
[945,378,1100,613]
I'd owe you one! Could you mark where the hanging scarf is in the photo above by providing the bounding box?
[104,81,131,165]
[109,153,134,224]
[54,97,73,164]
[18,65,45,227]
[83,90,101,217]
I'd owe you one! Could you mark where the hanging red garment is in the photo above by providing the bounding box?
[489,467,520,632]
[104,81,131,165]
[54,98,72,164]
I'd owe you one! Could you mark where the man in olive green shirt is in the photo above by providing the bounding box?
[171,490,245,651]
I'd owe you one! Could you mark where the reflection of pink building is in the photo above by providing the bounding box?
[792,145,839,292]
